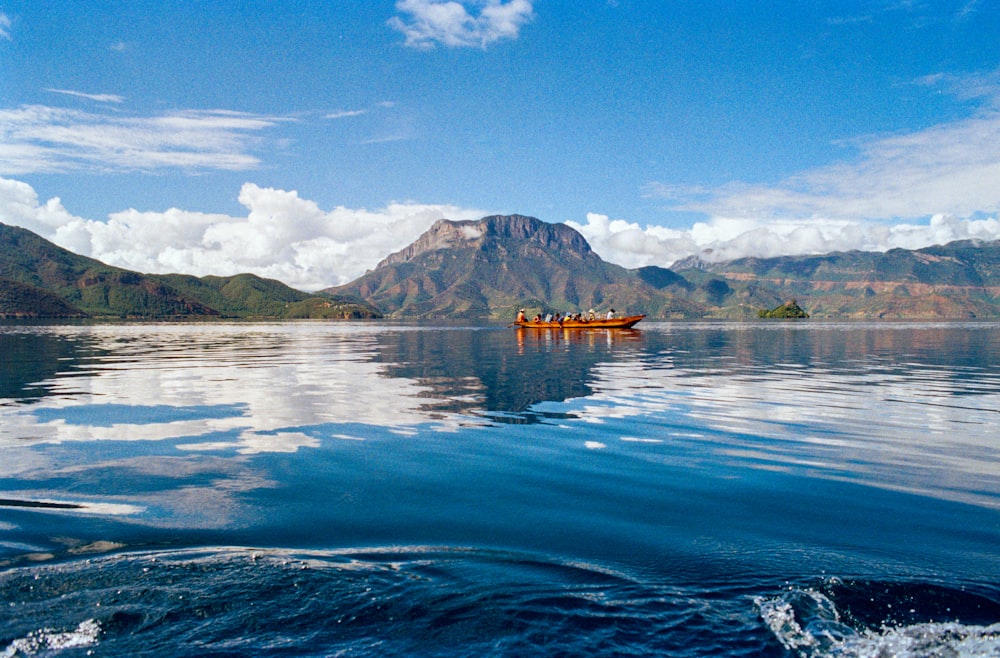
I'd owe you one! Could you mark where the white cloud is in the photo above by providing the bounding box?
[649,110,1000,223]
[325,109,366,119]
[0,176,485,290]
[5,170,1000,295]
[0,105,285,174]
[45,89,126,104]
[0,13,10,40]
[0,323,471,455]
[6,64,1000,290]
[0,177,86,236]
[389,0,534,49]
[568,211,1000,269]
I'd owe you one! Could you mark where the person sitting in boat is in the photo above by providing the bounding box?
[588,309,596,321]
[606,308,616,320]
[516,309,526,323]
[544,313,553,322]
[532,314,542,322]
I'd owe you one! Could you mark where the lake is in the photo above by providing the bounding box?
[1,320,999,657]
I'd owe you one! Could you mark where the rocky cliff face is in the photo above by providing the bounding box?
[377,214,593,269]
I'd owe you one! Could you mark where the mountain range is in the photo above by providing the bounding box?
[4,215,1000,320]
[326,214,1000,320]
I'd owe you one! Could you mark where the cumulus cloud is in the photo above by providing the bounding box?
[0,105,285,174]
[5,169,1000,295]
[0,176,485,290]
[0,177,86,236]
[568,211,1000,269]
[389,0,534,49]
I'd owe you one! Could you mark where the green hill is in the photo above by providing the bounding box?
[0,222,218,317]
[0,277,86,318]
[0,222,380,319]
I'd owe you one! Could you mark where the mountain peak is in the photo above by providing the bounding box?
[376,214,592,269]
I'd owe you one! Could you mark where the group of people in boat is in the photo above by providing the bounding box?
[516,308,616,324]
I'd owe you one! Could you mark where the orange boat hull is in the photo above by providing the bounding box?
[514,314,645,329]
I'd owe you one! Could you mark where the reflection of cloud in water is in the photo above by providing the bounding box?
[562,355,1000,508]
[0,324,479,529]
[179,430,321,455]
[9,454,279,529]
[5,322,1000,516]
[0,324,444,454]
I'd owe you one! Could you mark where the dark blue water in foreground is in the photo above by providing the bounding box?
[1,321,999,656]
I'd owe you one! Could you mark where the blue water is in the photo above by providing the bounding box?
[1,321,999,656]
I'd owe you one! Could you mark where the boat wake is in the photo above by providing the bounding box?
[2,547,998,657]
[1,620,100,658]
[0,545,771,657]
[757,579,1000,658]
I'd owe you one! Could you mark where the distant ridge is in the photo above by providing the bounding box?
[678,239,1000,319]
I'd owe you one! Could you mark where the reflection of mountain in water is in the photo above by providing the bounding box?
[0,328,107,402]
[654,323,1000,396]
[364,322,1000,423]
[372,327,646,422]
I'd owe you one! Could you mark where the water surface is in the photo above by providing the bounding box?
[1,321,999,656]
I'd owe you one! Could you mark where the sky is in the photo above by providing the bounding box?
[2,1,1000,290]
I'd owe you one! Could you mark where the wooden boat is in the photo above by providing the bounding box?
[514,314,645,329]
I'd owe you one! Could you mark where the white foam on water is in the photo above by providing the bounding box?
[848,621,1000,657]
[758,589,1000,658]
[2,619,100,657]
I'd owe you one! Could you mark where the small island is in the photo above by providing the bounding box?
[758,299,810,319]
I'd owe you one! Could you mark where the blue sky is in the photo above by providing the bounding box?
[2,1,1000,289]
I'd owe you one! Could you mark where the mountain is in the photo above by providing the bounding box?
[0,222,380,319]
[156,273,379,319]
[680,240,1000,319]
[323,214,702,319]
